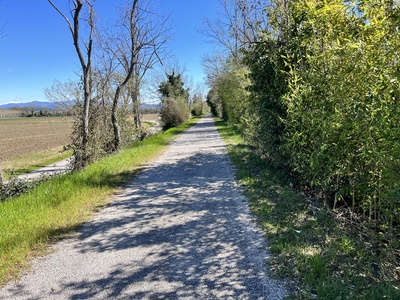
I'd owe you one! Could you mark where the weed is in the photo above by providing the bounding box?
[0,175,51,201]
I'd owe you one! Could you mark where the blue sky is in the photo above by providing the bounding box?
[0,0,218,104]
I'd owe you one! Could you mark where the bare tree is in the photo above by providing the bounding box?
[201,0,269,59]
[101,0,171,150]
[0,23,5,40]
[44,79,80,115]
[0,2,6,40]
[48,0,95,168]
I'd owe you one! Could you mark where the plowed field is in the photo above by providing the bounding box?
[0,117,73,161]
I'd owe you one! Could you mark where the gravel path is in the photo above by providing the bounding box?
[16,158,71,181]
[0,115,287,299]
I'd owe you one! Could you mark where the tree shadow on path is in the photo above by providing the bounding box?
[1,116,287,300]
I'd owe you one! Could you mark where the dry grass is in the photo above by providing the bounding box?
[0,117,73,162]
[2,146,72,176]
[141,113,160,123]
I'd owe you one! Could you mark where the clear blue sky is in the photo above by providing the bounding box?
[0,0,218,104]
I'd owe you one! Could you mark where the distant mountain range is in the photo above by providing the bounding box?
[0,101,61,110]
[0,101,161,110]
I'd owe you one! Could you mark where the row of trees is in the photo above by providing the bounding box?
[0,107,73,118]
[205,0,400,230]
[47,0,171,169]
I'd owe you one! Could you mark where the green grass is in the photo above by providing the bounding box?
[3,147,73,178]
[0,117,200,285]
[215,118,400,300]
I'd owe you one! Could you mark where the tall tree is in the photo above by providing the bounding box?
[201,0,268,59]
[102,0,171,150]
[158,72,189,101]
[48,0,95,169]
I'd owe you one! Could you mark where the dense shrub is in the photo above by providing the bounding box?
[160,97,190,130]
[278,0,400,225]
[158,72,191,130]
[243,41,289,166]
[206,60,250,132]
[190,102,205,117]
[206,88,222,118]
[209,0,400,229]
[0,176,52,202]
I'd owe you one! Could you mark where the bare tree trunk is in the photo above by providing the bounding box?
[102,0,170,148]
[81,66,92,160]
[48,0,94,169]
[112,86,122,150]
[132,78,141,129]
[109,0,139,151]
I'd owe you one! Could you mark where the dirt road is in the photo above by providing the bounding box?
[0,115,287,299]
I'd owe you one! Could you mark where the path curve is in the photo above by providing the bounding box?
[16,158,71,181]
[0,115,287,299]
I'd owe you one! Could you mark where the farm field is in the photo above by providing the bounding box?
[0,117,73,173]
[141,113,159,123]
[0,114,159,175]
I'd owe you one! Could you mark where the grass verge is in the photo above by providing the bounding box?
[215,118,400,300]
[2,146,73,178]
[0,117,200,286]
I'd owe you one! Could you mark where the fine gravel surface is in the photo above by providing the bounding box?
[0,115,287,299]
[16,158,71,181]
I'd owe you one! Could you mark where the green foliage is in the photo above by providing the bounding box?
[71,94,148,170]
[158,72,190,129]
[206,88,222,118]
[158,72,189,102]
[209,0,400,230]
[160,97,190,130]
[278,0,400,225]
[206,59,250,132]
[208,0,400,293]
[70,101,114,170]
[243,39,289,166]
[190,101,206,117]
[0,117,200,285]
[190,93,207,116]
[215,118,400,299]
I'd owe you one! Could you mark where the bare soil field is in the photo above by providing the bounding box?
[0,114,158,174]
[0,117,73,162]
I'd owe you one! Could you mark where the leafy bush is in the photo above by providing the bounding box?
[0,175,52,202]
[158,72,191,130]
[160,97,190,130]
[206,88,223,118]
[206,60,250,131]
[243,40,289,167]
[278,0,400,226]
[190,101,206,116]
[209,0,400,230]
